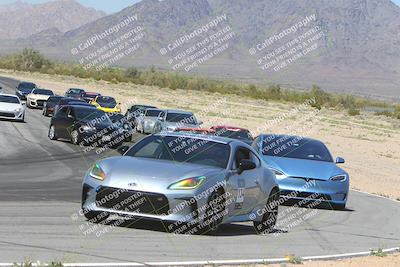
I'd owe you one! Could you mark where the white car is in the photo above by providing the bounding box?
[26,88,54,109]
[0,94,25,122]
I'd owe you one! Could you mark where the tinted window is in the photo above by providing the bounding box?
[33,89,53,96]
[216,129,252,141]
[82,93,98,97]
[18,82,36,90]
[47,97,63,104]
[68,88,84,94]
[166,113,197,124]
[262,135,333,162]
[0,95,20,104]
[73,108,111,124]
[57,106,69,118]
[96,96,117,108]
[126,135,230,169]
[146,110,164,117]
[60,98,84,105]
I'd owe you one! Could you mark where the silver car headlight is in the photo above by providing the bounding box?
[14,107,22,113]
[168,176,206,190]
[89,164,107,181]
[330,174,347,182]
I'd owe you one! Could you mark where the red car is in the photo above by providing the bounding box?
[210,125,254,144]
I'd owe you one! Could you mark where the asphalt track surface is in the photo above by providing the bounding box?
[0,76,400,264]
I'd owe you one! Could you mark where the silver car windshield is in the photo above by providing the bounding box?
[126,135,230,169]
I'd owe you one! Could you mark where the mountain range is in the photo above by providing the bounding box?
[0,0,105,40]
[0,0,399,100]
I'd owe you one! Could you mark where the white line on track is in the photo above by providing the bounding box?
[0,247,399,267]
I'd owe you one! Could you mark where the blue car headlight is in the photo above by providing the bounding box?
[270,168,286,179]
[330,174,347,182]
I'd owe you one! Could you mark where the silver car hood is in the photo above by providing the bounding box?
[98,156,223,192]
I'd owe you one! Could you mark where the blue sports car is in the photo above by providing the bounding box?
[252,134,349,210]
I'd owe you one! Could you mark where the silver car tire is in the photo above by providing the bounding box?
[202,188,226,235]
[253,188,279,234]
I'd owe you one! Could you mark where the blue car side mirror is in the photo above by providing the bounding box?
[336,157,345,164]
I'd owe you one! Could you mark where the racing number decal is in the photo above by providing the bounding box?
[235,179,245,209]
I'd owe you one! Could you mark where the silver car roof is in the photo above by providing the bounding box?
[156,131,234,145]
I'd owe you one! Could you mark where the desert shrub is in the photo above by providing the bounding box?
[348,107,361,116]
[0,48,397,116]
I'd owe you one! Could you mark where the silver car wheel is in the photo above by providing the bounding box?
[71,130,79,145]
[206,189,225,233]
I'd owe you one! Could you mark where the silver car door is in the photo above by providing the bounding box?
[227,147,262,215]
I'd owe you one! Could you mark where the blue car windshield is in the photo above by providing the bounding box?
[262,135,333,162]
[126,135,230,169]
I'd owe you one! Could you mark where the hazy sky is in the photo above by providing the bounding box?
[0,0,399,14]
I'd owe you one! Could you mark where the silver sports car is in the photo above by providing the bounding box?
[136,108,165,134]
[81,132,279,234]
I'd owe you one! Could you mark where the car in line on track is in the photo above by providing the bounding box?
[81,132,280,235]
[0,93,26,122]
[53,97,87,115]
[136,108,165,134]
[153,109,202,133]
[211,125,254,145]
[15,81,36,101]
[43,96,64,116]
[80,92,101,103]
[125,104,157,129]
[48,105,126,148]
[252,134,349,210]
[90,95,121,113]
[108,113,135,142]
[65,88,85,99]
[26,88,54,109]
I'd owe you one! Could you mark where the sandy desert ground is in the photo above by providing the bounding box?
[1,69,399,266]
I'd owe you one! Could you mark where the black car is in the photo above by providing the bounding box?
[80,92,101,103]
[68,101,96,108]
[43,96,64,116]
[48,105,125,148]
[53,98,86,115]
[16,82,36,100]
[65,88,85,99]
